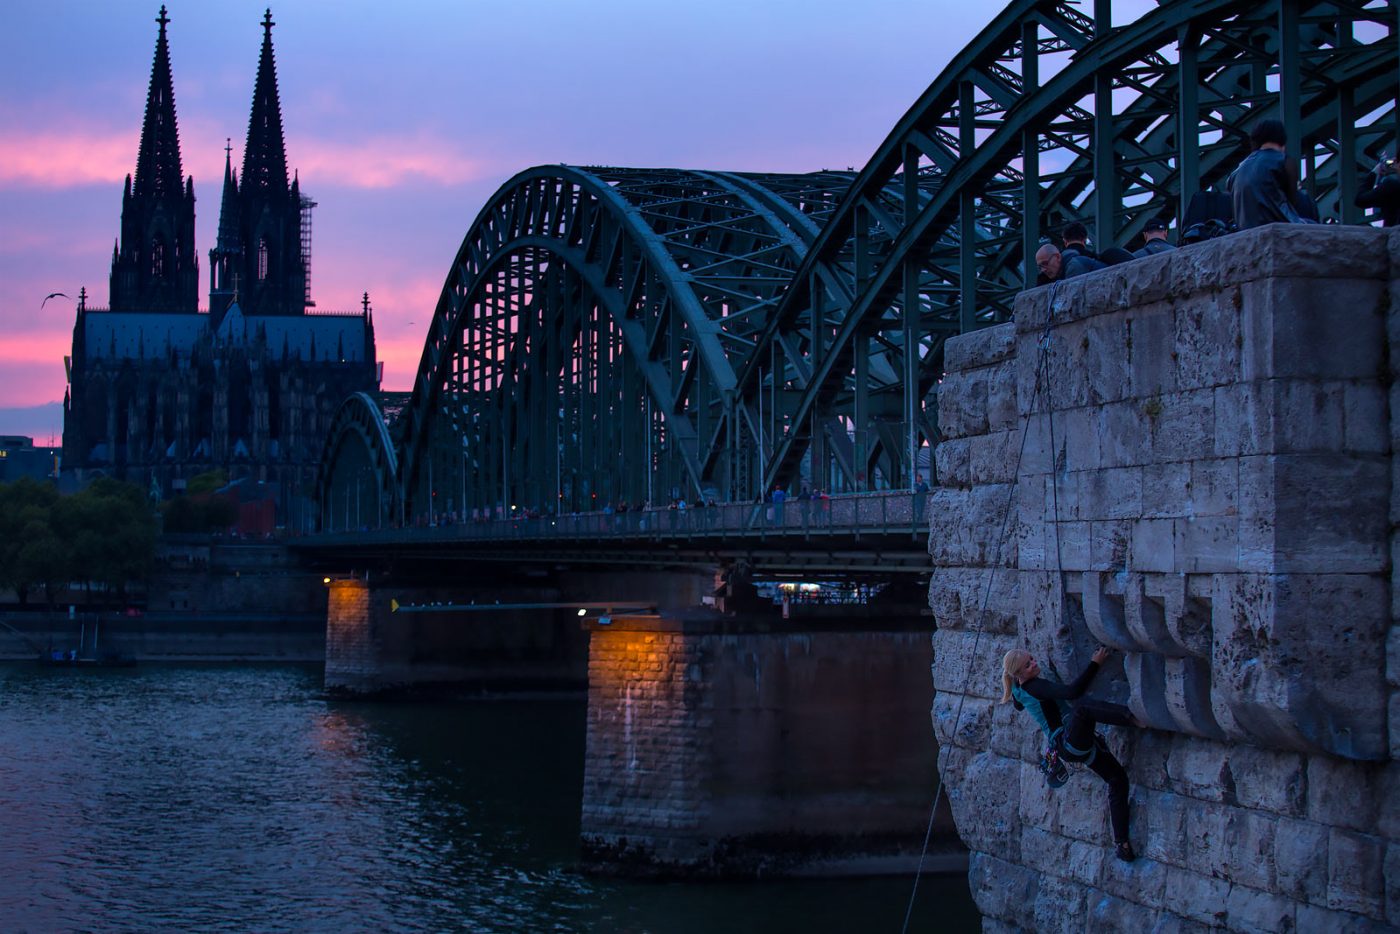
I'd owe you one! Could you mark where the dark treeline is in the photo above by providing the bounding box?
[0,477,156,606]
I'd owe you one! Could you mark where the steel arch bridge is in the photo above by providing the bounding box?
[319,0,1399,529]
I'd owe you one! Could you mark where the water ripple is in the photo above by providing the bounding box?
[0,662,976,932]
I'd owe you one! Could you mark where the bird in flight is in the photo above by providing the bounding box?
[41,292,70,308]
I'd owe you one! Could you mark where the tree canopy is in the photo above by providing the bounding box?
[0,478,157,605]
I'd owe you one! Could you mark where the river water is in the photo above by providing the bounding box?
[0,663,978,932]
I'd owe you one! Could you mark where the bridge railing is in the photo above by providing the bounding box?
[325,489,930,544]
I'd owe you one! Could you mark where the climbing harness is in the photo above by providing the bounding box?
[1038,741,1070,788]
[1056,729,1102,765]
[902,282,1067,933]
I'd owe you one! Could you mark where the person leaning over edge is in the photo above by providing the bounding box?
[1229,118,1309,229]
[1035,241,1105,282]
[1132,217,1177,258]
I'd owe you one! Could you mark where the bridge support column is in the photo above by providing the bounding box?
[325,577,379,694]
[323,577,587,696]
[580,613,957,876]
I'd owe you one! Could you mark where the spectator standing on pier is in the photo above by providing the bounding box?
[1059,222,1096,263]
[1132,218,1176,258]
[1229,120,1308,229]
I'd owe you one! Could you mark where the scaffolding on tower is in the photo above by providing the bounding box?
[300,193,317,308]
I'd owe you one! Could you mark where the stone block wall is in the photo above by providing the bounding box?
[929,225,1398,930]
[581,616,949,875]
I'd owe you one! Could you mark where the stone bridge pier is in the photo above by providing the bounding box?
[930,225,1398,931]
[323,567,718,696]
[323,564,956,874]
[579,608,952,876]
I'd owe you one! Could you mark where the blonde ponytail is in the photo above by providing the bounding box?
[1001,648,1031,703]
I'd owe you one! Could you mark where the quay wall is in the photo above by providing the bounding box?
[929,225,1397,931]
[0,612,323,661]
[0,537,328,661]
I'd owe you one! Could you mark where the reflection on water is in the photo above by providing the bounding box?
[0,663,976,932]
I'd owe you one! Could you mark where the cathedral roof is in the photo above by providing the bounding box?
[81,307,369,364]
[133,6,185,200]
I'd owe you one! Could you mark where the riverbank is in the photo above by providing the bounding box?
[0,611,324,661]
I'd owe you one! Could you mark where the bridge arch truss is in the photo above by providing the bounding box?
[317,391,401,532]
[322,0,1398,526]
[396,166,859,519]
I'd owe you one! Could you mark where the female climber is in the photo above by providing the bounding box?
[1001,645,1142,862]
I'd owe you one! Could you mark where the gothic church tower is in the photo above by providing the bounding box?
[211,9,308,319]
[110,6,198,313]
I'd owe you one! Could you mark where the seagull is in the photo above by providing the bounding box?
[41,292,70,308]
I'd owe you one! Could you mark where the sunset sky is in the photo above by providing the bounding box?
[0,1,1157,442]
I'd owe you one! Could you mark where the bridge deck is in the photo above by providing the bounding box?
[299,490,932,576]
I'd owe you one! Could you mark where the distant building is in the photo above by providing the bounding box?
[62,7,378,525]
[0,436,61,484]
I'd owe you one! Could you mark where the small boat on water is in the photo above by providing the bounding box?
[36,615,137,667]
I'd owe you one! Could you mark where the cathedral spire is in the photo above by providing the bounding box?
[133,6,184,199]
[228,7,306,316]
[111,6,198,313]
[209,139,243,323]
[217,139,240,249]
[241,9,289,197]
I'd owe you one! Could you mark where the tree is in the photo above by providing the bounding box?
[53,479,156,597]
[0,477,157,604]
[0,478,61,605]
[186,469,228,496]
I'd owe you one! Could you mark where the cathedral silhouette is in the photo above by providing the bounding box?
[62,7,378,527]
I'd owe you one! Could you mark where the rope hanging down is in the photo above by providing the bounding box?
[901,283,1066,933]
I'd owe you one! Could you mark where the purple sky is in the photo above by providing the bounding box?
[0,1,1152,443]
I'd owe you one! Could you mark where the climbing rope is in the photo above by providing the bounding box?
[901,283,1064,933]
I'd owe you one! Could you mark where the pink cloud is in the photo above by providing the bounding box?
[0,350,65,408]
[290,135,488,189]
[0,130,136,189]
[0,332,72,369]
[0,123,488,193]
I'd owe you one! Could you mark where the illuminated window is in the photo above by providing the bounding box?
[152,239,165,278]
[257,239,269,281]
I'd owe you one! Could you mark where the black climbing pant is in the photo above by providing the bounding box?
[1060,699,1135,844]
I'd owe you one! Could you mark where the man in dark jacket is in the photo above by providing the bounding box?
[1059,222,1096,262]
[1229,119,1305,229]
[1133,218,1176,258]
[1356,157,1400,226]
[1064,220,1135,265]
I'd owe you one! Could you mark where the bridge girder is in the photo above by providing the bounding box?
[319,0,1399,526]
[730,0,1400,494]
[395,166,856,519]
[317,391,401,532]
